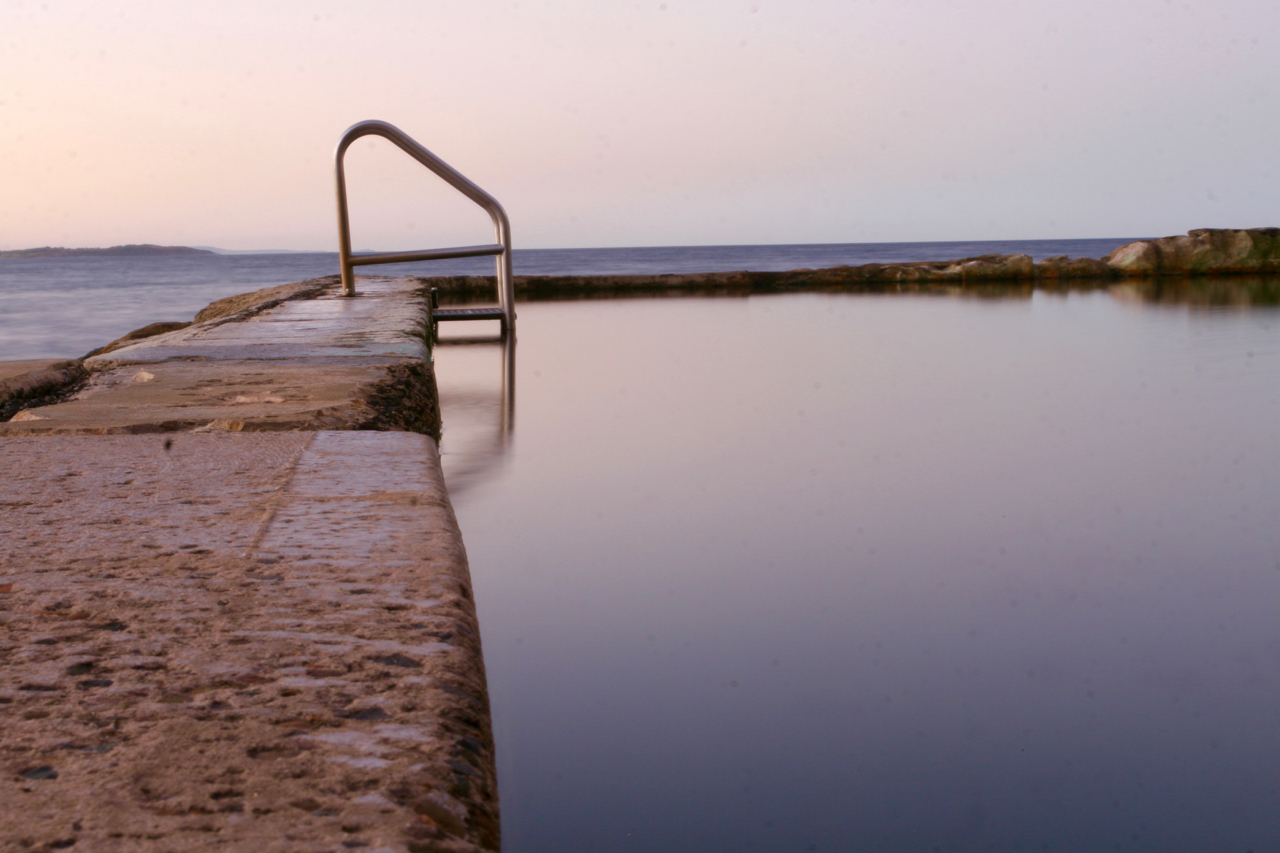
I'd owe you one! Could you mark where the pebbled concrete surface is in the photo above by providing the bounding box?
[0,431,498,852]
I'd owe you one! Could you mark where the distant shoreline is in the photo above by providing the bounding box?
[0,244,212,259]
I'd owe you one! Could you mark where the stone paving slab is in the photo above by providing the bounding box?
[0,431,498,852]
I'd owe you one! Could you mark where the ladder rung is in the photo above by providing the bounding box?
[434,307,507,322]
[350,243,505,266]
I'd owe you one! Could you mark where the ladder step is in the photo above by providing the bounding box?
[350,243,505,266]
[434,307,507,322]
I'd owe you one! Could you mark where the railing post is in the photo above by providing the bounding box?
[334,138,357,296]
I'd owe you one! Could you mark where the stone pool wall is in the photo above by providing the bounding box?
[416,228,1280,302]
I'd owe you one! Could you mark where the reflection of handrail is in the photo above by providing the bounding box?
[435,332,514,440]
[334,120,515,333]
[501,330,514,441]
[435,332,516,498]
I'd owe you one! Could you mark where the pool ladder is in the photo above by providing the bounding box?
[334,120,515,334]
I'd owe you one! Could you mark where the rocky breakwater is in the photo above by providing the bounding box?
[1104,227,1280,276]
[765,227,1280,285]
[1,277,499,852]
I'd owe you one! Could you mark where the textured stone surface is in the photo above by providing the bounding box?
[1,277,437,437]
[0,431,497,852]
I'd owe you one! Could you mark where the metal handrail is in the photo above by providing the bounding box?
[334,120,515,332]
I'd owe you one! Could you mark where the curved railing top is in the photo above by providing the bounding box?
[334,120,514,333]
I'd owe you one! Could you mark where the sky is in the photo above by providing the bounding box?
[1,0,1277,251]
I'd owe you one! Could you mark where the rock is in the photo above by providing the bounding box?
[21,766,58,780]
[1105,240,1161,274]
[0,359,87,422]
[82,322,193,359]
[370,653,423,668]
[1105,228,1280,275]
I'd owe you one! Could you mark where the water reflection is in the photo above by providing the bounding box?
[1108,275,1280,307]
[430,274,1280,309]
[434,328,515,500]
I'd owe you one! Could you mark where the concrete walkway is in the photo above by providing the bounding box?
[0,279,498,852]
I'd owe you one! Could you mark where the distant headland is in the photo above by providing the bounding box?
[0,244,212,259]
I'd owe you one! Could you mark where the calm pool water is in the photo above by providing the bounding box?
[436,291,1280,853]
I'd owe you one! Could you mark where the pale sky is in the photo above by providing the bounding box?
[1,0,1276,251]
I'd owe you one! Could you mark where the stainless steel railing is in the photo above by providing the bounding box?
[334,120,515,333]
